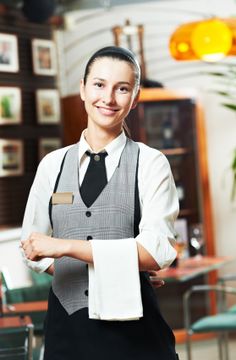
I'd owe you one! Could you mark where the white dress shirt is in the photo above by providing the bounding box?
[21,130,179,272]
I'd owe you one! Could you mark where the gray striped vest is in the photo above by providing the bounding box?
[51,138,140,315]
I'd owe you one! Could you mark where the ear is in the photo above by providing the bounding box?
[80,79,85,101]
[131,88,140,109]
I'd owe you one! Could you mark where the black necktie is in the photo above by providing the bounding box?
[80,150,108,207]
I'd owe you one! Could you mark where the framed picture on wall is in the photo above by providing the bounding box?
[0,139,23,177]
[36,89,61,124]
[0,33,19,73]
[32,38,57,76]
[38,138,62,161]
[0,87,21,125]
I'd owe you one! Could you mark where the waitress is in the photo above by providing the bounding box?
[21,46,179,360]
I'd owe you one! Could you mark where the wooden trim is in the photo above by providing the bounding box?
[0,315,32,329]
[195,103,217,312]
[174,329,216,344]
[195,103,215,257]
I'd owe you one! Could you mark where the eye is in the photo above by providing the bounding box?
[117,86,129,93]
[94,82,104,88]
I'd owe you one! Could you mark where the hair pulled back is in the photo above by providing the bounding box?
[83,46,141,93]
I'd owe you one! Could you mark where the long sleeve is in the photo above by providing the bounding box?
[21,146,72,272]
[136,142,179,268]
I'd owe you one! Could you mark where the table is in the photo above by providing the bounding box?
[150,256,234,283]
[150,256,235,343]
[4,300,48,314]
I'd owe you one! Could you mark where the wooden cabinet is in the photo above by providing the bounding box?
[126,88,215,258]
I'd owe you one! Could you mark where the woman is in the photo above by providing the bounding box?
[21,46,179,360]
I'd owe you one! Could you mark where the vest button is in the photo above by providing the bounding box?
[86,211,91,217]
[87,235,93,240]
[84,290,88,296]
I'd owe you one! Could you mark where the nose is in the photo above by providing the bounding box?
[102,88,115,105]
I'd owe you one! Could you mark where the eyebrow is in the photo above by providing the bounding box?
[93,77,131,85]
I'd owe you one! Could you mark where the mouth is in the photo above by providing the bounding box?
[96,106,119,116]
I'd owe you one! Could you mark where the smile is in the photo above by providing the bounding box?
[96,106,119,116]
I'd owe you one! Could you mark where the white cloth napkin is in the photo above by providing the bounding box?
[88,238,143,321]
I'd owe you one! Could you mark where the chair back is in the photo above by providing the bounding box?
[0,316,34,360]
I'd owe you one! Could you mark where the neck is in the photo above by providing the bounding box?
[85,124,122,152]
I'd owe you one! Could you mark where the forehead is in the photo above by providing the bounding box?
[88,57,136,83]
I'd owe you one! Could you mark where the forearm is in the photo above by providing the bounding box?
[66,239,93,264]
[22,233,160,271]
[137,243,160,271]
[65,239,159,271]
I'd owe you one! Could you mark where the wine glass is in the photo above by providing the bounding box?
[189,223,204,259]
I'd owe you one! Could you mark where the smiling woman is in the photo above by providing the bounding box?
[79,46,140,145]
[21,46,179,360]
[80,56,139,146]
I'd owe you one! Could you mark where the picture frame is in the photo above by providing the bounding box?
[0,33,19,73]
[36,89,61,124]
[0,139,24,177]
[0,87,21,125]
[32,38,57,76]
[38,137,62,161]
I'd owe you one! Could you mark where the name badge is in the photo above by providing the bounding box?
[52,192,74,205]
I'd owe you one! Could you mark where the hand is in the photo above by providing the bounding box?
[21,232,70,261]
[148,270,165,288]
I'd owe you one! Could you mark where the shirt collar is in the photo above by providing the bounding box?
[78,129,127,165]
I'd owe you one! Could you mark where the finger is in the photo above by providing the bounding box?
[148,270,158,276]
[20,239,26,247]
[152,280,165,288]
[22,242,29,250]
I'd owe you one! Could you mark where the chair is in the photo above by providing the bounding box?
[1,269,50,336]
[183,284,236,360]
[0,315,34,360]
[218,274,236,314]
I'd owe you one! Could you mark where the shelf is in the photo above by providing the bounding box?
[160,147,191,156]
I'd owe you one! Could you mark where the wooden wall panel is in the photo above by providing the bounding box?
[0,10,61,227]
[62,94,87,146]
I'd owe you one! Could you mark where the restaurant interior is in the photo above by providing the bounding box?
[0,0,236,359]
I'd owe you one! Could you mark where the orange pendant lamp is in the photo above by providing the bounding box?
[169,18,236,61]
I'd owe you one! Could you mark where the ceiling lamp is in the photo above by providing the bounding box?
[169,18,236,62]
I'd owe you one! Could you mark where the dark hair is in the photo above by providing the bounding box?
[83,46,141,92]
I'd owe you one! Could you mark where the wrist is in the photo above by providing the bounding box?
[62,239,73,257]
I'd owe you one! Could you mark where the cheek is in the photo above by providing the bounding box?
[84,90,101,105]
[119,96,134,110]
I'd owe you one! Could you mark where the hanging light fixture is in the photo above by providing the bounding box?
[169,18,236,62]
